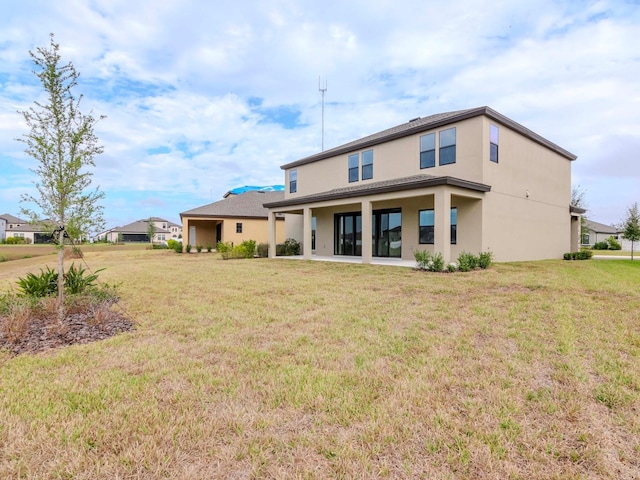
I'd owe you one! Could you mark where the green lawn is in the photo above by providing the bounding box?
[1,250,639,478]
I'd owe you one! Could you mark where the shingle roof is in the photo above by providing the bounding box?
[585,220,619,234]
[0,213,27,224]
[108,219,171,234]
[281,106,577,169]
[264,174,491,209]
[180,191,285,219]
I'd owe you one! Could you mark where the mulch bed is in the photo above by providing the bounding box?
[0,308,135,356]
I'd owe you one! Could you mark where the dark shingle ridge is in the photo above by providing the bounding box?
[281,106,576,169]
[180,190,285,219]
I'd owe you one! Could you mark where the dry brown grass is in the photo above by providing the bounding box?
[0,250,639,479]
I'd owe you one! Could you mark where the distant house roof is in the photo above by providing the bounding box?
[585,220,619,234]
[223,185,285,198]
[281,106,577,170]
[181,190,285,219]
[0,213,27,224]
[106,219,171,235]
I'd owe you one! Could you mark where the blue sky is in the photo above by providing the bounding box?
[1,0,639,230]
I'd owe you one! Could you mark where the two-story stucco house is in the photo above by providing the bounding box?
[264,106,582,263]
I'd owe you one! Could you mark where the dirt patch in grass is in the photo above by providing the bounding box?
[0,302,135,356]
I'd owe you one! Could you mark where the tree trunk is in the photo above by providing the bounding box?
[57,232,65,323]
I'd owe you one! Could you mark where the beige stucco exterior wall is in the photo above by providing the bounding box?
[284,117,486,200]
[182,217,285,248]
[479,117,573,261]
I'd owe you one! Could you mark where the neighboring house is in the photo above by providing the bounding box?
[0,216,5,241]
[180,189,286,248]
[0,213,55,243]
[94,217,181,243]
[583,219,633,251]
[264,106,581,263]
[582,219,618,247]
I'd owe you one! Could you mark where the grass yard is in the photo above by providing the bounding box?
[0,243,148,263]
[1,250,639,479]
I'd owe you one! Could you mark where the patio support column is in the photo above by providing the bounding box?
[267,210,276,258]
[434,187,451,264]
[361,199,372,264]
[303,207,312,259]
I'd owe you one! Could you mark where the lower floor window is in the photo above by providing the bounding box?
[419,207,457,244]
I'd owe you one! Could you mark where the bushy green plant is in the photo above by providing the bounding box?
[217,241,233,259]
[564,250,593,260]
[257,243,269,258]
[167,239,179,250]
[414,250,444,272]
[196,245,203,253]
[446,262,458,272]
[277,238,301,256]
[206,242,213,253]
[151,243,168,249]
[478,251,493,269]
[17,266,58,297]
[607,236,622,250]
[186,244,192,253]
[173,241,183,253]
[239,239,256,258]
[16,263,105,297]
[457,251,479,272]
[64,263,104,295]
[592,241,608,250]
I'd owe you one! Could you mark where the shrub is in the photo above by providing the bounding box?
[478,251,493,269]
[239,239,256,258]
[196,245,203,253]
[206,243,213,253]
[17,266,59,297]
[217,241,233,259]
[167,239,179,250]
[186,244,192,253]
[457,251,479,272]
[414,250,444,272]
[277,238,301,256]
[593,241,609,250]
[607,236,622,250]
[152,243,168,249]
[24,237,32,244]
[564,250,593,260]
[257,243,269,258]
[446,262,458,272]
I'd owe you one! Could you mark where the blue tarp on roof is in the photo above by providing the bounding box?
[226,185,285,196]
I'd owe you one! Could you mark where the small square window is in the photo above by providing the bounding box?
[236,223,243,233]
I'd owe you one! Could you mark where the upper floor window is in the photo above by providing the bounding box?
[236,222,243,233]
[490,124,499,163]
[420,133,436,169]
[290,169,297,193]
[439,128,456,165]
[362,150,373,180]
[348,153,359,183]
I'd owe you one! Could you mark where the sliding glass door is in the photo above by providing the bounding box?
[334,212,362,256]
[373,209,402,258]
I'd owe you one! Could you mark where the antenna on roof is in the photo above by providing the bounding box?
[319,76,327,151]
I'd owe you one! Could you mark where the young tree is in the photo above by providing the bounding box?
[147,218,157,243]
[621,202,640,260]
[18,34,105,322]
